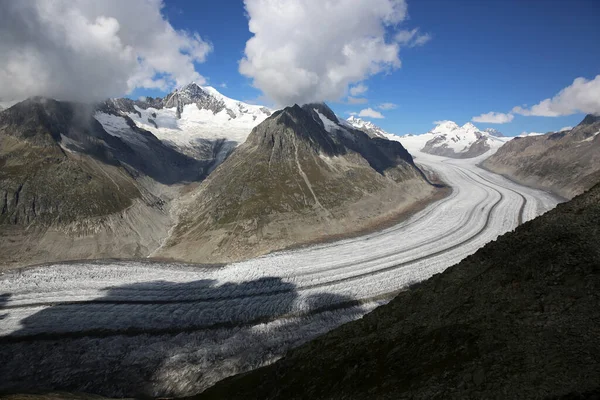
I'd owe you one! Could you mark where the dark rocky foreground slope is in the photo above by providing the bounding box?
[483,114,600,199]
[157,104,438,263]
[195,182,600,399]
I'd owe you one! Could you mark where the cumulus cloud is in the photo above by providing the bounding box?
[378,102,397,110]
[394,28,432,47]
[560,126,573,132]
[358,108,385,119]
[240,0,410,106]
[349,83,369,97]
[433,120,452,125]
[512,75,600,117]
[472,111,514,124]
[348,97,369,104]
[0,0,212,102]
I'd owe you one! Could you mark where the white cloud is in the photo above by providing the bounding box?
[472,111,514,124]
[512,75,600,117]
[518,131,545,137]
[378,102,397,110]
[560,126,573,132]
[394,28,432,47]
[219,83,228,89]
[0,0,212,101]
[358,108,385,119]
[348,97,369,104]
[240,0,410,106]
[350,83,369,97]
[433,120,452,125]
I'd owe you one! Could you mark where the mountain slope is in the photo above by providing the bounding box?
[483,114,600,199]
[196,181,600,400]
[0,98,181,267]
[157,103,438,263]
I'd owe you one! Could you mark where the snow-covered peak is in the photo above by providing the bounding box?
[96,83,273,163]
[346,116,390,139]
[417,120,511,158]
[461,122,479,133]
[430,121,460,134]
[484,128,504,137]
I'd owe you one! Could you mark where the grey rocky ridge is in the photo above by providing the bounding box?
[483,114,600,199]
[195,181,600,400]
[157,103,440,263]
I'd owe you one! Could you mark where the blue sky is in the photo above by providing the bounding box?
[132,0,600,136]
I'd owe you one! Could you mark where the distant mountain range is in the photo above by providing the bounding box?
[345,117,509,159]
[346,116,392,139]
[416,121,509,158]
[0,90,440,267]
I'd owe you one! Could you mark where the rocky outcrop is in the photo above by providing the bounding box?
[157,104,438,263]
[196,181,600,400]
[483,114,600,199]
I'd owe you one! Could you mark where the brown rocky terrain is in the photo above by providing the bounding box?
[195,181,600,400]
[483,114,600,199]
[157,104,438,263]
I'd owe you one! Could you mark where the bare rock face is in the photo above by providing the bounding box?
[164,83,227,118]
[483,114,600,199]
[197,181,600,400]
[0,97,187,267]
[158,103,437,263]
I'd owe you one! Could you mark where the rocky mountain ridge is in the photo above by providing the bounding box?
[157,103,439,263]
[99,83,272,163]
[346,115,392,139]
[483,114,600,199]
[0,97,181,267]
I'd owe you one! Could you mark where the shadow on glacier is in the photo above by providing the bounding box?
[0,277,364,398]
[0,293,10,321]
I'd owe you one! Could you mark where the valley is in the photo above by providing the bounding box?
[0,148,559,397]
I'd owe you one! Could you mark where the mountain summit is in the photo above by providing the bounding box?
[420,121,509,158]
[157,103,439,263]
[100,83,272,164]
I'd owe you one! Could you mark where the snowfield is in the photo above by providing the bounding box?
[0,149,559,397]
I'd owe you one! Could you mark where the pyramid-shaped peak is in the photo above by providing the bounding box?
[462,122,480,131]
[302,102,339,123]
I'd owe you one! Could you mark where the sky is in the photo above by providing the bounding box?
[1,0,599,136]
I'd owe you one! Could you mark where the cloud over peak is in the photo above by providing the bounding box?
[350,108,385,119]
[0,0,212,102]
[240,0,417,107]
[472,111,514,124]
